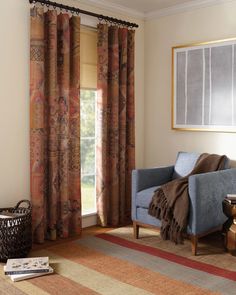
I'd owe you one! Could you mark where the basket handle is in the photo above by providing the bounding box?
[14,200,32,210]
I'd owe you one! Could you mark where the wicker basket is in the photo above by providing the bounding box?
[0,200,32,262]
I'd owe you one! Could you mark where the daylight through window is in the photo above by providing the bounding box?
[80,26,97,215]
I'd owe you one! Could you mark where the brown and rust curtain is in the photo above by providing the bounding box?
[96,24,135,227]
[30,7,81,243]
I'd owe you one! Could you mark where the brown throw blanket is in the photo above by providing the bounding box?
[148,153,227,244]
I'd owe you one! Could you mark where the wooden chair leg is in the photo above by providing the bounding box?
[191,235,198,256]
[133,221,139,239]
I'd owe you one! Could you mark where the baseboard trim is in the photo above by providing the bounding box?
[82,213,97,228]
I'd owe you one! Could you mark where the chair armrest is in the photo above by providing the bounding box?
[188,168,236,235]
[132,166,174,193]
[131,166,174,221]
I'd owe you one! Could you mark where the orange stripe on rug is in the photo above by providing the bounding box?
[0,269,50,295]
[28,272,99,295]
[32,249,153,295]
[48,240,218,295]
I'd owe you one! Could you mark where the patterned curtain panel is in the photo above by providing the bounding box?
[30,7,81,243]
[97,24,135,226]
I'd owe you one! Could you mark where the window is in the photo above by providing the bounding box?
[81,89,96,215]
[80,26,97,215]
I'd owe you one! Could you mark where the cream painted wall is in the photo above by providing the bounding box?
[0,0,144,207]
[0,1,30,207]
[145,1,236,168]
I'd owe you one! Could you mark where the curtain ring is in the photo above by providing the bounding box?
[98,15,105,24]
[30,1,36,9]
[30,0,36,7]
[109,18,115,26]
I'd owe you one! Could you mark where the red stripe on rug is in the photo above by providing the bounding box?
[96,233,236,281]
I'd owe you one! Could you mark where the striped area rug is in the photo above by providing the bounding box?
[1,226,236,295]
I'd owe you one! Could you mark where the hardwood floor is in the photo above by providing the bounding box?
[32,226,111,250]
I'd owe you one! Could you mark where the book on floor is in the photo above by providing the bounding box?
[4,257,50,275]
[4,266,54,282]
[224,198,236,205]
[226,194,236,200]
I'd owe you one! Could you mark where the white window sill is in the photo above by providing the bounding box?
[82,211,97,217]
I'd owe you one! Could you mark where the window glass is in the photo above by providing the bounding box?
[80,26,97,215]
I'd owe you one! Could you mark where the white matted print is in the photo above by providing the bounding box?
[172,38,236,132]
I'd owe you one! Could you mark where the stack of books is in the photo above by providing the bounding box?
[225,194,236,205]
[4,257,53,282]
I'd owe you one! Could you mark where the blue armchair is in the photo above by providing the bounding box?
[132,152,236,255]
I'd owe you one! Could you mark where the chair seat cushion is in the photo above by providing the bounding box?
[136,186,160,208]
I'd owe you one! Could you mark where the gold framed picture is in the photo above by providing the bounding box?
[172,38,236,132]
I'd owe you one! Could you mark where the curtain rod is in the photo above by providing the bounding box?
[29,0,139,28]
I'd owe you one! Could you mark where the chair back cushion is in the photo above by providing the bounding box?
[172,152,201,179]
[172,151,229,179]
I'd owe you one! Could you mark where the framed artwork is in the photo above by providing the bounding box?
[172,38,236,132]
